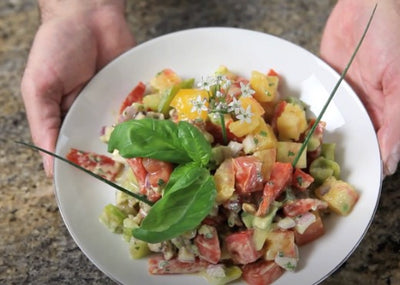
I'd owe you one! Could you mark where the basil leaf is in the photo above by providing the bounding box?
[108,118,192,164]
[132,165,216,243]
[178,121,211,167]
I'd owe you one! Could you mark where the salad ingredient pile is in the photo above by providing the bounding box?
[67,66,359,285]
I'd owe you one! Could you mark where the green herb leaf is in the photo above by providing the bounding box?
[108,118,192,164]
[177,121,211,167]
[108,118,212,166]
[132,164,217,243]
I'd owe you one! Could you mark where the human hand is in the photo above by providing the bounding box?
[320,0,400,176]
[21,0,134,177]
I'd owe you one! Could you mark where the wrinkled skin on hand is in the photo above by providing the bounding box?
[21,1,135,176]
[321,0,400,176]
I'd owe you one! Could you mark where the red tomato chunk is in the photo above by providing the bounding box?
[225,230,264,265]
[242,260,284,285]
[66,148,123,181]
[148,255,210,274]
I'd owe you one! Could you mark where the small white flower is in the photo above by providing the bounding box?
[215,90,224,98]
[240,82,255,97]
[215,101,228,112]
[190,95,208,114]
[228,97,242,114]
[236,105,253,123]
[197,76,216,91]
[215,75,226,85]
[222,79,232,90]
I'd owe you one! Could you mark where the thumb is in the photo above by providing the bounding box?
[378,79,400,176]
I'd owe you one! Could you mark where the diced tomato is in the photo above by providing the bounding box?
[126,158,147,194]
[205,119,240,145]
[66,148,123,181]
[292,168,314,191]
[257,162,293,216]
[233,156,264,195]
[294,212,325,246]
[127,157,173,202]
[148,255,210,274]
[142,158,173,189]
[119,81,146,114]
[267,69,279,77]
[225,230,263,265]
[242,260,284,285]
[194,225,221,264]
[283,198,328,217]
[271,100,287,132]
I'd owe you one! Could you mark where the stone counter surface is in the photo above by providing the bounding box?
[1,0,399,284]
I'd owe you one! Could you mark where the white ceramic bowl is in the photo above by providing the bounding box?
[54,27,382,285]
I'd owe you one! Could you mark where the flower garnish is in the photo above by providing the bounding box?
[191,95,208,114]
[228,97,242,114]
[197,76,216,91]
[240,82,255,97]
[236,105,253,123]
[221,79,232,90]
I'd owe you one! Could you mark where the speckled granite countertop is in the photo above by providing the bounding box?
[1,0,399,284]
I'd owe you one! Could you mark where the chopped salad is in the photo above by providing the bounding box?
[66,66,359,285]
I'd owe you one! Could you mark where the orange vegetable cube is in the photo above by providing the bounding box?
[170,89,209,121]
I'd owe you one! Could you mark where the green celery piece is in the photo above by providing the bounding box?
[321,143,336,161]
[309,156,341,183]
[99,204,127,233]
[158,78,194,115]
[202,265,242,285]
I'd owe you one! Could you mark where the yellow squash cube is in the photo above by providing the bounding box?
[243,119,277,154]
[315,176,359,216]
[228,97,265,137]
[276,141,307,169]
[276,103,308,141]
[250,70,279,103]
[229,115,261,138]
[214,158,235,204]
[253,148,276,180]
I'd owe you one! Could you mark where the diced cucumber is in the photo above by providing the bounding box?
[253,202,280,230]
[253,227,271,251]
[143,93,163,111]
[99,204,127,233]
[277,141,307,168]
[158,78,194,115]
[321,143,336,161]
[307,135,321,152]
[309,156,340,183]
[241,212,254,228]
[202,265,242,285]
[122,217,139,242]
[129,238,150,259]
[210,145,233,169]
